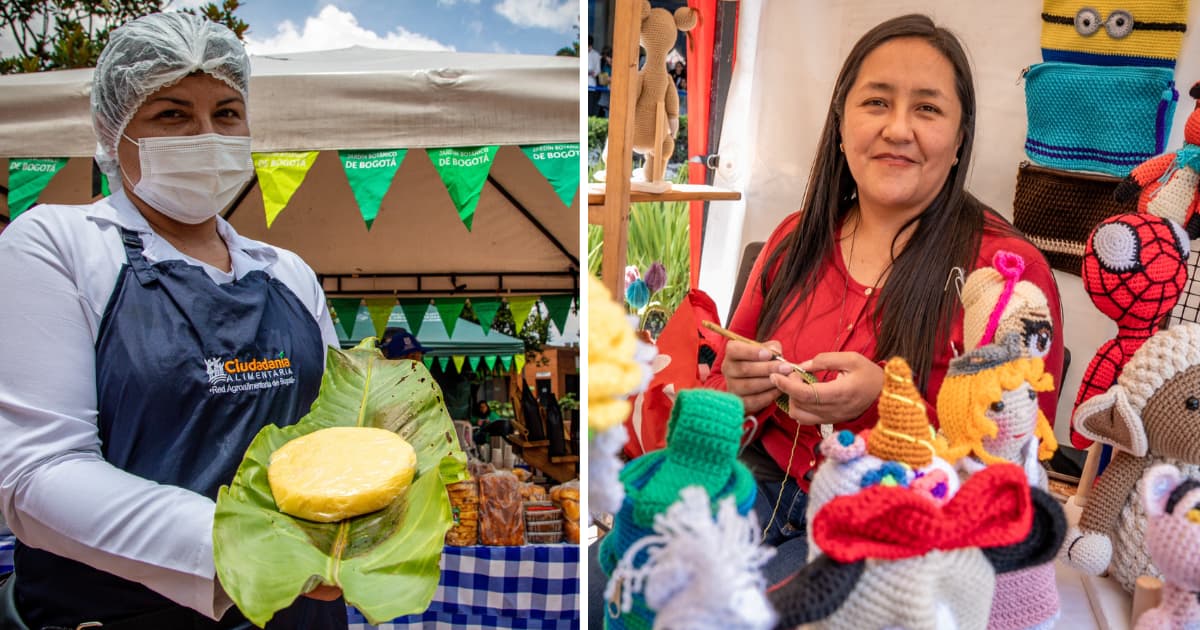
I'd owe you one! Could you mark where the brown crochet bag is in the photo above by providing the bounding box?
[1012,161,1137,276]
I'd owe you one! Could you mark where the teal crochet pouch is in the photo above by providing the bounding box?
[1024,62,1177,177]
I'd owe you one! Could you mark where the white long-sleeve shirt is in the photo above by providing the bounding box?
[0,190,338,618]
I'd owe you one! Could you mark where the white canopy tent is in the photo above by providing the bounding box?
[0,45,581,298]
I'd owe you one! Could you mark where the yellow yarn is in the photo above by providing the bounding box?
[936,357,1056,465]
[867,357,936,468]
[1041,0,1188,63]
[587,275,644,432]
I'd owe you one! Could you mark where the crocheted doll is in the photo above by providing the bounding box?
[1135,464,1200,630]
[1117,83,1200,238]
[598,389,758,630]
[630,0,697,192]
[804,357,960,561]
[770,464,1066,630]
[1061,323,1200,592]
[961,250,1053,358]
[1071,212,1189,449]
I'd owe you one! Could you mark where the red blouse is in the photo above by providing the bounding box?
[705,210,1065,492]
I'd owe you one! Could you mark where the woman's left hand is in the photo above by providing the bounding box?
[768,352,884,425]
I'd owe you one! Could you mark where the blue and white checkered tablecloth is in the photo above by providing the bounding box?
[0,536,579,629]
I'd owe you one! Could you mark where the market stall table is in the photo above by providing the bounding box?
[0,536,579,629]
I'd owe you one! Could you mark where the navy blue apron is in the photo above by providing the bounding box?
[13,229,346,629]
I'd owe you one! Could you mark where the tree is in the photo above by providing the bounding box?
[461,299,554,358]
[0,0,248,75]
[555,23,579,57]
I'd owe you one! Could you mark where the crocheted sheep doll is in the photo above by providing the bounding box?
[1135,463,1200,630]
[1061,323,1200,592]
[1116,83,1200,239]
[770,464,1065,630]
[1072,212,1189,449]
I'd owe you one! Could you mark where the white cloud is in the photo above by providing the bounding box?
[437,0,481,5]
[493,0,577,33]
[164,0,215,9]
[468,20,484,36]
[245,5,454,55]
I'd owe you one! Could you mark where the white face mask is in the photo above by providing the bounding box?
[121,133,254,224]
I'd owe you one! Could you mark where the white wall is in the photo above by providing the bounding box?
[700,0,1200,444]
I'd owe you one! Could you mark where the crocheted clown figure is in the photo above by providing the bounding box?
[770,463,1066,630]
[804,357,960,561]
[1135,464,1200,630]
[1072,212,1189,449]
[588,274,655,518]
[599,389,763,630]
[961,250,1054,358]
[1061,323,1200,593]
[1117,83,1200,238]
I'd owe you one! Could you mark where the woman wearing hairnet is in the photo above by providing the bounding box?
[0,12,346,629]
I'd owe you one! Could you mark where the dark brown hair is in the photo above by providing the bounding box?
[754,14,1013,391]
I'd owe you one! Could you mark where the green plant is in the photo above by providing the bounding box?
[557,392,579,411]
[586,115,689,166]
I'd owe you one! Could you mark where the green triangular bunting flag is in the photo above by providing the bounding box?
[338,149,406,229]
[427,146,498,231]
[500,355,513,371]
[435,298,466,337]
[542,295,574,335]
[437,356,450,372]
[8,158,68,219]
[365,298,395,338]
[471,298,502,335]
[329,298,362,339]
[507,297,539,335]
[422,356,434,370]
[253,151,319,228]
[452,355,466,373]
[484,355,497,371]
[468,356,481,372]
[399,299,430,336]
[521,143,580,206]
[515,354,526,374]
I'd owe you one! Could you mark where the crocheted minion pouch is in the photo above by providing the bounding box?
[1024,62,1177,177]
[1040,0,1188,68]
[1012,162,1136,275]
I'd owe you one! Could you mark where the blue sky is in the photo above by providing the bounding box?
[186,0,581,56]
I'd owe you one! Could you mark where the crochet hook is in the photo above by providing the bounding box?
[701,320,818,384]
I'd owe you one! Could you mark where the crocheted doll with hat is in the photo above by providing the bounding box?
[961,250,1054,358]
[1071,212,1189,449]
[803,357,960,561]
[1116,83,1200,238]
[1061,323,1200,592]
[770,463,1066,630]
[598,388,759,630]
[1134,463,1200,630]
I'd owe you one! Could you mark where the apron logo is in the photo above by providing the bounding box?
[205,353,297,395]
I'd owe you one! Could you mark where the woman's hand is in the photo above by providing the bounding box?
[769,352,884,425]
[721,339,793,414]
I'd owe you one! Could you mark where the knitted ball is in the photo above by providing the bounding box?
[868,357,936,468]
[1114,323,1200,416]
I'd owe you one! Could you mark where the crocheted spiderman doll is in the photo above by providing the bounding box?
[1071,212,1189,449]
[1116,83,1200,238]
[1135,464,1200,630]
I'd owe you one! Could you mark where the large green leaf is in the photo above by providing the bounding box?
[214,339,469,626]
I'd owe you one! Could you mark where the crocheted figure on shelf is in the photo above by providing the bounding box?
[629,0,697,192]
[1135,464,1200,630]
[1061,323,1200,592]
[588,275,656,518]
[598,389,758,630]
[1117,83,1200,238]
[1071,212,1189,449]
[604,486,776,630]
[1039,0,1190,68]
[804,357,961,561]
[962,250,1054,358]
[770,464,1065,630]
[936,333,1061,630]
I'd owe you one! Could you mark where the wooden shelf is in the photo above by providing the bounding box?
[586,183,741,208]
[549,455,580,464]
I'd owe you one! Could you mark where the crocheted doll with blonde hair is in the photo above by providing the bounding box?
[961,250,1053,358]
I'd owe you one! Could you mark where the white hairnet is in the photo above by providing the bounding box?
[92,12,250,176]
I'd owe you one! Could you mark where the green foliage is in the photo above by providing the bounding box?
[557,392,578,411]
[588,168,692,317]
[555,23,579,57]
[489,300,554,358]
[586,115,689,165]
[0,0,248,75]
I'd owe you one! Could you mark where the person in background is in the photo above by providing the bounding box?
[705,14,1064,584]
[470,400,501,448]
[0,12,345,629]
[379,327,428,362]
[588,35,602,117]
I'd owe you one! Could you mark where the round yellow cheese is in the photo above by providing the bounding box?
[267,427,417,523]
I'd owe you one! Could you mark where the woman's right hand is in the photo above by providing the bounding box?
[720,339,793,414]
